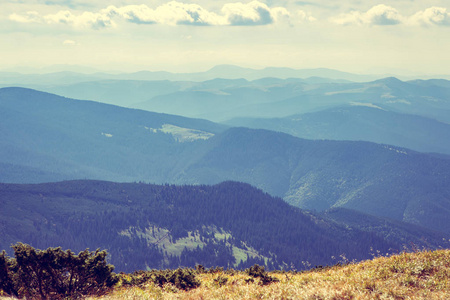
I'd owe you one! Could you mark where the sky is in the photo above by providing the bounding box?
[1,0,450,75]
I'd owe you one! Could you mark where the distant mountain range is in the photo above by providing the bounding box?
[3,69,450,127]
[19,75,450,126]
[133,77,450,123]
[1,87,450,236]
[1,180,448,272]
[0,65,381,86]
[225,104,450,155]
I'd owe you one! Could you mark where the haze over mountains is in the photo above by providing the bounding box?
[226,104,450,155]
[3,67,450,156]
[132,77,450,124]
[1,87,450,235]
[3,69,450,123]
[1,66,450,271]
[0,65,385,86]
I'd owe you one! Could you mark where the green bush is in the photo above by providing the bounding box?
[167,268,200,291]
[121,268,200,291]
[150,268,200,291]
[0,243,118,299]
[0,251,17,298]
[246,264,279,286]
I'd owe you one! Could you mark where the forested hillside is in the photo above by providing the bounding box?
[180,127,450,234]
[3,180,439,273]
[225,104,450,155]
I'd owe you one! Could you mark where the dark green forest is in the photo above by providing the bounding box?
[2,180,447,273]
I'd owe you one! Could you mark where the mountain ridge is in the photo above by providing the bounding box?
[0,65,382,85]
[1,87,450,235]
[224,104,450,155]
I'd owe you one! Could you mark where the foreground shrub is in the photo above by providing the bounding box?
[246,264,279,286]
[0,243,117,299]
[166,268,200,290]
[121,268,200,291]
[0,251,17,297]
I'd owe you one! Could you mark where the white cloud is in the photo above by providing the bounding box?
[9,9,114,29]
[331,4,450,27]
[44,10,75,24]
[73,11,114,29]
[219,1,299,26]
[331,4,403,26]
[154,1,224,25]
[409,7,450,26]
[271,7,292,23]
[8,1,300,28]
[103,5,157,25]
[5,2,450,29]
[103,2,225,26]
[222,1,275,25]
[366,4,402,25]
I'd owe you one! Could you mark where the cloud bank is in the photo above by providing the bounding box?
[103,2,222,26]
[8,1,306,29]
[10,9,114,29]
[331,4,450,27]
[8,2,450,30]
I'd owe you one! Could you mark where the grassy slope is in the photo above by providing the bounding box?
[88,250,450,300]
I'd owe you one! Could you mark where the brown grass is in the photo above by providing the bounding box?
[21,249,450,299]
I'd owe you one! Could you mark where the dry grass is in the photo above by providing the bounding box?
[39,249,450,299]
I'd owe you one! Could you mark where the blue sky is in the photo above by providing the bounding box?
[1,0,450,75]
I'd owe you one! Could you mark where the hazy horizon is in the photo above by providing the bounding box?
[0,63,435,76]
[1,0,450,76]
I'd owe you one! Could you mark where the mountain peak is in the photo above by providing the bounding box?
[373,76,404,85]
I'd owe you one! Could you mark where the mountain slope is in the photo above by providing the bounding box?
[7,76,450,124]
[176,128,450,234]
[130,77,450,123]
[130,81,309,121]
[222,77,450,123]
[41,80,193,107]
[0,87,226,183]
[225,104,450,155]
[0,180,411,273]
[320,208,450,249]
[1,88,450,234]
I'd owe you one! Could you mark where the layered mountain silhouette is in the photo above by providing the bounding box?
[225,104,450,155]
[1,87,450,236]
[0,65,379,86]
[130,77,450,124]
[4,70,450,126]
